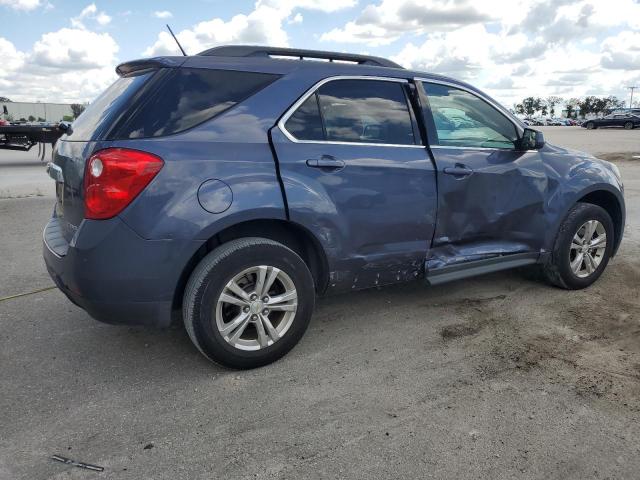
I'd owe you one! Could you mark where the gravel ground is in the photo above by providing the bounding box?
[1,128,639,479]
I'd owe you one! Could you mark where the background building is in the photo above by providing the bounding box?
[1,102,74,122]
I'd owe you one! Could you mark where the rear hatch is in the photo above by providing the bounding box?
[51,68,157,242]
[50,57,280,244]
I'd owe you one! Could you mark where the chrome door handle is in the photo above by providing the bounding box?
[443,166,473,177]
[306,156,345,170]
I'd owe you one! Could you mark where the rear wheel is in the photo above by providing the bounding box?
[543,203,614,289]
[586,122,596,130]
[183,237,315,369]
[624,121,634,130]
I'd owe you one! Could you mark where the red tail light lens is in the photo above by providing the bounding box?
[84,148,164,220]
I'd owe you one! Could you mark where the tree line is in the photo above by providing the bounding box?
[513,96,626,118]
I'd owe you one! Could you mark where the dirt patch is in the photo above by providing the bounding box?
[441,322,482,339]
[597,152,640,162]
[434,257,640,412]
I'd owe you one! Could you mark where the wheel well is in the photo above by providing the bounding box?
[578,190,623,254]
[171,219,329,314]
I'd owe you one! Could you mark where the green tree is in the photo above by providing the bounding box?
[565,98,580,118]
[546,96,563,117]
[577,96,599,117]
[520,97,543,117]
[28,115,35,122]
[0,97,11,102]
[70,103,86,119]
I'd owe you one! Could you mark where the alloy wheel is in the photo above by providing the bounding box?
[215,266,298,351]
[569,220,607,278]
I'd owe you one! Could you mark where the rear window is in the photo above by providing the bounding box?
[66,70,153,141]
[112,68,279,139]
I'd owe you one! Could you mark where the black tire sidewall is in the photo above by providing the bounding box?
[587,122,595,129]
[554,204,614,289]
[624,122,633,130]
[189,241,315,369]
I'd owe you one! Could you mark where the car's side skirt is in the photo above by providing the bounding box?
[426,252,540,286]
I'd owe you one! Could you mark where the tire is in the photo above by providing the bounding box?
[543,203,614,290]
[624,122,633,130]
[586,122,596,130]
[183,237,315,369]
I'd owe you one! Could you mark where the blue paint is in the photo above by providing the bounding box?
[197,179,233,214]
[43,50,626,327]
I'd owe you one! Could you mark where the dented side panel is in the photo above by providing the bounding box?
[427,147,548,269]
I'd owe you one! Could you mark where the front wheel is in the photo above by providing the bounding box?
[183,238,315,369]
[543,203,614,289]
[586,122,596,130]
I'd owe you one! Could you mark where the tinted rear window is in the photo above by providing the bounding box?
[65,70,153,141]
[112,68,279,139]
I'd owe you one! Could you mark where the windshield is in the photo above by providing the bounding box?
[64,70,155,141]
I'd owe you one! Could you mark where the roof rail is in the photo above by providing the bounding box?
[197,45,403,69]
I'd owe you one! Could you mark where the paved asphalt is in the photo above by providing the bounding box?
[1,128,639,479]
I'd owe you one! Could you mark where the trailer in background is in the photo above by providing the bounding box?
[0,124,65,161]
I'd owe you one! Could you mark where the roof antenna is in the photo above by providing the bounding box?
[166,24,187,56]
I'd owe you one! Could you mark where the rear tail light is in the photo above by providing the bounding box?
[84,148,163,220]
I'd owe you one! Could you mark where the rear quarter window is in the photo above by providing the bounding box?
[65,70,154,141]
[112,68,279,139]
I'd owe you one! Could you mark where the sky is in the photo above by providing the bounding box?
[1,0,639,109]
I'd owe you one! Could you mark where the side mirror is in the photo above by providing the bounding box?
[520,128,545,150]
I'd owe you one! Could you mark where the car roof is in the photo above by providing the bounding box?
[117,48,475,91]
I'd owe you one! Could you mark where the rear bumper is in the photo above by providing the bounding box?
[43,215,202,328]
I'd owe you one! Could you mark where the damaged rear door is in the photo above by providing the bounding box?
[271,76,437,292]
[416,79,548,271]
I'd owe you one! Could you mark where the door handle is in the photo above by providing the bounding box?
[306,156,345,170]
[443,165,473,177]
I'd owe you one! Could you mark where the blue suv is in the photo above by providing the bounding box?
[43,46,625,368]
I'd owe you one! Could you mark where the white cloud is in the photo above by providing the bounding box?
[71,3,112,29]
[319,0,640,108]
[288,13,303,24]
[153,10,173,19]
[0,0,42,11]
[30,27,118,70]
[143,0,356,56]
[321,0,491,45]
[0,31,118,102]
[0,3,119,103]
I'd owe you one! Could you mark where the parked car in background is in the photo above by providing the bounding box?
[611,108,640,117]
[582,113,640,130]
[43,46,626,368]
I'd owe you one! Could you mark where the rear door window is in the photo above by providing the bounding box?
[317,80,416,145]
[112,68,279,139]
[422,82,518,149]
[284,79,417,145]
[284,93,324,141]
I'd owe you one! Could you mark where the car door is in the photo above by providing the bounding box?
[601,114,615,127]
[614,114,628,127]
[415,79,548,270]
[270,77,437,292]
